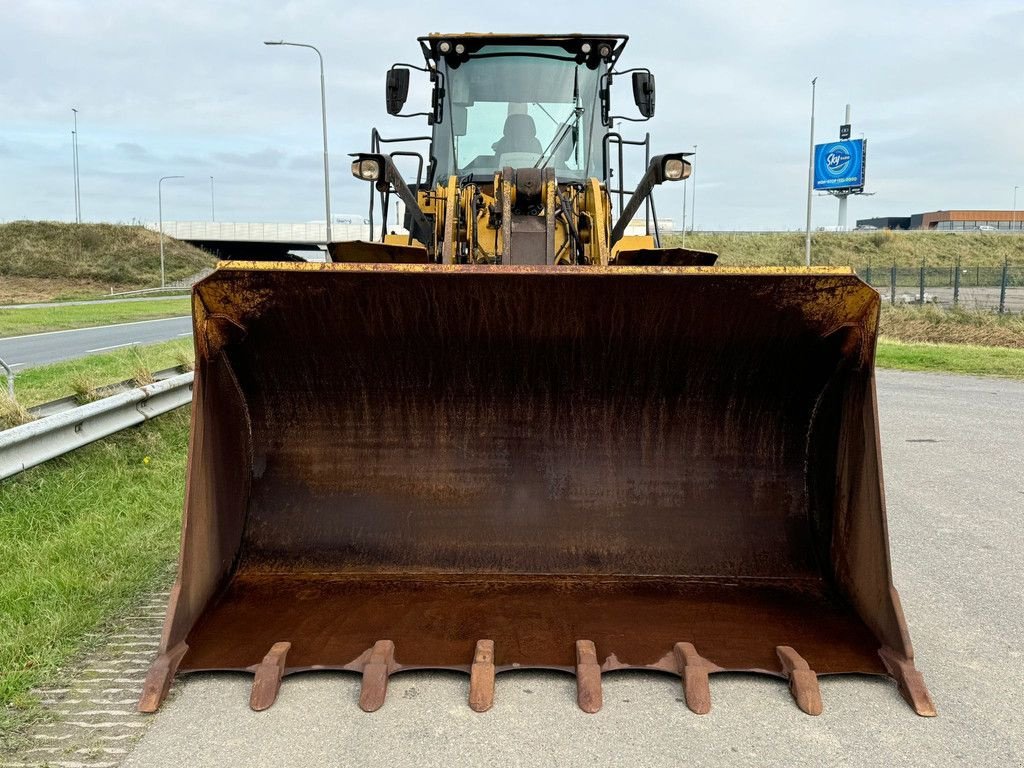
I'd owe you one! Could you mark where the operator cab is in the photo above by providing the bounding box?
[383,34,655,185]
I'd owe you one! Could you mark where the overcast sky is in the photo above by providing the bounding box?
[2,0,1023,230]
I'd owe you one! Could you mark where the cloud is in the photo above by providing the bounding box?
[213,148,285,168]
[1,0,1022,227]
[115,142,151,161]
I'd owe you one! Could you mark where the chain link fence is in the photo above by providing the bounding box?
[853,259,1024,313]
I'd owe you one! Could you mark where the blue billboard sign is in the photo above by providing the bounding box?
[813,139,866,191]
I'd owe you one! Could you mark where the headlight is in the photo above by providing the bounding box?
[663,158,688,181]
[351,158,381,181]
[438,41,451,54]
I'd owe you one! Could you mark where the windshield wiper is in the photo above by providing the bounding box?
[534,67,582,170]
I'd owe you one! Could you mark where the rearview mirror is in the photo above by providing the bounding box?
[386,67,410,115]
[632,71,655,119]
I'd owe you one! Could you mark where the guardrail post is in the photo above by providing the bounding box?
[890,263,897,306]
[919,265,926,304]
[0,357,13,400]
[953,257,961,306]
[999,257,1009,314]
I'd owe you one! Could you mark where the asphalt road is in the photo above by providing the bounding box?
[0,316,192,369]
[112,371,1024,766]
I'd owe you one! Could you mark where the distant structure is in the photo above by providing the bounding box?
[857,210,1023,231]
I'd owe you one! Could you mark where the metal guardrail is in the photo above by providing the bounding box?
[0,372,193,480]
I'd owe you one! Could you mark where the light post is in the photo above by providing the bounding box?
[264,40,332,243]
[681,175,687,242]
[158,175,184,288]
[1013,185,1019,233]
[690,144,697,233]
[804,77,818,266]
[210,176,216,221]
[72,108,81,223]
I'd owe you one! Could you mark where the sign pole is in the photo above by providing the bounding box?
[837,104,851,230]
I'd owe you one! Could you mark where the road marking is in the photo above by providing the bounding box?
[0,316,191,342]
[176,332,193,337]
[84,342,138,354]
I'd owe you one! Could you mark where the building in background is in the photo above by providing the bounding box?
[857,210,1023,231]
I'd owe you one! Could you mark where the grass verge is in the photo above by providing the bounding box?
[0,409,188,743]
[877,338,1024,379]
[664,230,1024,267]
[4,338,194,413]
[0,297,191,337]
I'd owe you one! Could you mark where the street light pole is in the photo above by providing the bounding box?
[72,108,81,223]
[71,129,78,223]
[681,176,688,242]
[210,176,216,222]
[264,40,332,243]
[690,144,697,233]
[158,175,184,289]
[804,77,818,266]
[1013,185,1019,233]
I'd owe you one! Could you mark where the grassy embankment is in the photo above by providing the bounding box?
[877,305,1024,378]
[0,221,216,304]
[0,409,188,743]
[663,230,1023,267]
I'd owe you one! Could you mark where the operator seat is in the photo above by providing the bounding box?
[492,114,543,157]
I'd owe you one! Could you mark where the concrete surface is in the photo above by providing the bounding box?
[89,371,1024,765]
[0,316,191,368]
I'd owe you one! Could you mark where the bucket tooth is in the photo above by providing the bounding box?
[879,647,937,717]
[249,642,291,711]
[359,640,395,713]
[673,642,712,715]
[137,642,188,713]
[776,646,823,716]
[469,640,495,713]
[575,640,602,714]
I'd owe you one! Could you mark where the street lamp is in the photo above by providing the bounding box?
[264,40,332,243]
[690,144,697,233]
[71,108,81,223]
[804,77,818,266]
[158,175,184,288]
[681,174,687,242]
[210,176,216,222]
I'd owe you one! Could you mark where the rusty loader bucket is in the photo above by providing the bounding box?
[139,262,934,717]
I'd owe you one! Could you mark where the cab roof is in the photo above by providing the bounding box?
[418,33,629,68]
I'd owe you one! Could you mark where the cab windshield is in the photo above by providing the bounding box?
[432,47,605,181]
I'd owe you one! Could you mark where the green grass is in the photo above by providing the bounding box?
[0,297,191,337]
[0,410,188,743]
[0,221,216,303]
[3,339,193,414]
[877,338,1024,378]
[665,230,1024,268]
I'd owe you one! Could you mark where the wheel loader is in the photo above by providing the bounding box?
[139,33,934,717]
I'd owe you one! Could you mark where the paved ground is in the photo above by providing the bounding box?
[8,370,1023,766]
[0,317,192,369]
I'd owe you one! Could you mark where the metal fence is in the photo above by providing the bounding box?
[852,260,1024,313]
